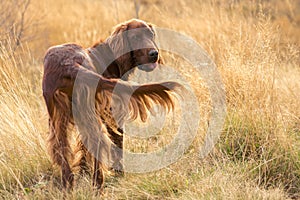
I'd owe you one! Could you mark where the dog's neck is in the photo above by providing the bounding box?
[87,42,135,81]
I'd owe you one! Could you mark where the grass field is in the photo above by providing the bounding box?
[0,0,299,199]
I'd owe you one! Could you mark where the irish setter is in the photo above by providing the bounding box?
[42,19,180,191]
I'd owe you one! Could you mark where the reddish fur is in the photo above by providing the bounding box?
[42,19,182,191]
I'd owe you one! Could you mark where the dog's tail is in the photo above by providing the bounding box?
[98,78,181,122]
[59,62,182,122]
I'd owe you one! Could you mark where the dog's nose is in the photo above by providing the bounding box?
[148,49,158,59]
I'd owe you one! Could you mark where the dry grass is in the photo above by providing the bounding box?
[0,0,299,199]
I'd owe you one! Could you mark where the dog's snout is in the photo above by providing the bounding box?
[148,49,158,59]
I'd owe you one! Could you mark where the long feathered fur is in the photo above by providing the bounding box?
[42,19,183,191]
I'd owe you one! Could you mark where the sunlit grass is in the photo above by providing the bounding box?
[0,0,299,199]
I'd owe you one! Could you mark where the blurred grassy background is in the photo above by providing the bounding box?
[0,0,299,199]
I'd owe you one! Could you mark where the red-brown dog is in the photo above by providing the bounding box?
[42,19,180,191]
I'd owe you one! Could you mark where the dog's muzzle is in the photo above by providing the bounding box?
[137,49,159,72]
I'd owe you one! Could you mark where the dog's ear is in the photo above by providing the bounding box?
[106,22,133,77]
[107,23,130,59]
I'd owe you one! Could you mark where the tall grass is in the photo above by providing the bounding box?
[0,0,299,199]
[0,41,52,197]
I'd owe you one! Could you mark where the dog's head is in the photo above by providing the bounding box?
[107,19,163,75]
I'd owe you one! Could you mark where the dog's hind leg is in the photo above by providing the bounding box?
[47,91,74,189]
